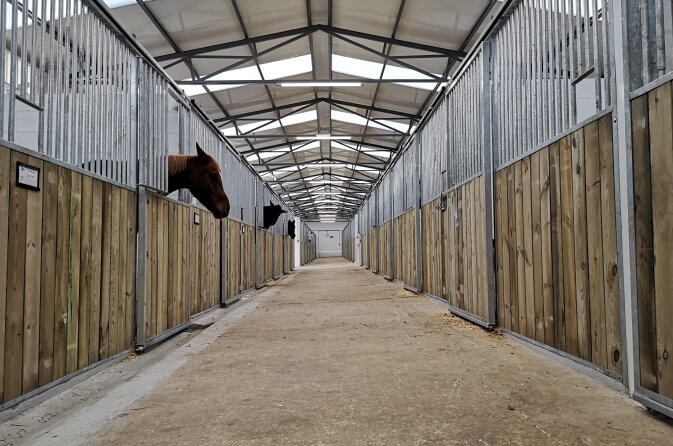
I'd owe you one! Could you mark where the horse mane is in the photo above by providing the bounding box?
[168,154,221,176]
[168,155,189,177]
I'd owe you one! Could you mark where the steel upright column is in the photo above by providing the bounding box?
[482,40,497,326]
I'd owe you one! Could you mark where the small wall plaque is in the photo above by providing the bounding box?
[16,162,40,191]
[193,212,200,225]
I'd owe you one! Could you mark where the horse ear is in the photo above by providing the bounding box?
[269,200,273,206]
[196,142,208,160]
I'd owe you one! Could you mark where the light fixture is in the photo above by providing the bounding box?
[277,81,364,87]
[296,134,352,141]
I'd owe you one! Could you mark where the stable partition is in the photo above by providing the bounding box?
[143,194,191,341]
[256,229,273,286]
[273,235,283,279]
[190,208,221,316]
[377,221,392,278]
[447,177,488,322]
[0,145,135,404]
[494,115,622,375]
[631,80,673,405]
[368,229,377,272]
[421,197,448,301]
[393,210,417,290]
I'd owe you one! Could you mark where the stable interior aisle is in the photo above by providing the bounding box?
[3,258,670,445]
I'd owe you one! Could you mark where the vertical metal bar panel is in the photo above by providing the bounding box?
[20,0,28,97]
[560,0,568,131]
[640,1,651,85]
[72,0,80,167]
[37,0,46,151]
[584,0,592,71]
[516,7,524,158]
[602,0,612,104]
[577,0,585,74]
[552,0,560,137]
[0,0,6,138]
[149,69,155,188]
[542,0,550,142]
[95,21,102,175]
[30,0,38,103]
[46,0,55,158]
[654,0,665,76]
[524,0,531,152]
[63,0,72,164]
[129,56,138,187]
[593,0,603,110]
[8,0,19,141]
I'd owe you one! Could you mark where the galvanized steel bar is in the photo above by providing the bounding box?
[8,0,19,141]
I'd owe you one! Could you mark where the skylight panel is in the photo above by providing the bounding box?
[221,110,317,136]
[332,54,440,91]
[331,110,412,133]
[182,54,313,97]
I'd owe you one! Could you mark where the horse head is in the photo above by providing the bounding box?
[168,143,230,219]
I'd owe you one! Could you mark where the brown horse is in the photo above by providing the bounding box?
[168,143,230,219]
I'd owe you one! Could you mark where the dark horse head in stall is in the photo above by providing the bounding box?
[287,220,295,239]
[262,201,286,229]
[168,143,230,219]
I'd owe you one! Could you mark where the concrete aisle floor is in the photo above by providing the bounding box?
[4,258,672,445]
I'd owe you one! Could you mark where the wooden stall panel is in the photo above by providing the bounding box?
[378,222,392,277]
[190,208,221,316]
[241,224,255,290]
[274,235,283,278]
[146,196,191,339]
[421,198,448,300]
[446,177,486,319]
[632,81,673,399]
[0,147,135,404]
[494,116,621,373]
[368,229,377,272]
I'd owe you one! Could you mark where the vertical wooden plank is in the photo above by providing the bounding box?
[539,148,555,346]
[53,167,71,380]
[116,190,129,353]
[560,134,578,356]
[496,172,504,326]
[150,195,158,337]
[644,82,673,390]
[4,151,28,402]
[515,162,527,335]
[0,147,9,400]
[66,173,82,375]
[500,170,512,330]
[77,175,92,370]
[474,178,485,318]
[167,202,175,328]
[88,180,103,364]
[108,187,120,355]
[632,93,657,390]
[38,162,58,387]
[465,182,473,314]
[22,156,43,394]
[585,120,608,369]
[156,199,165,332]
[507,166,518,333]
[549,142,566,351]
[99,183,112,359]
[456,188,464,310]
[125,191,136,349]
[531,152,544,343]
[522,157,535,340]
[572,129,591,362]
[192,209,201,314]
[599,114,622,375]
[183,205,190,322]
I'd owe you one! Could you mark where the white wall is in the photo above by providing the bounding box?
[305,222,347,258]
[294,217,301,269]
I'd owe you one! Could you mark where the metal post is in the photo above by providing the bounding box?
[612,0,638,395]
[415,135,423,292]
[482,40,497,326]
